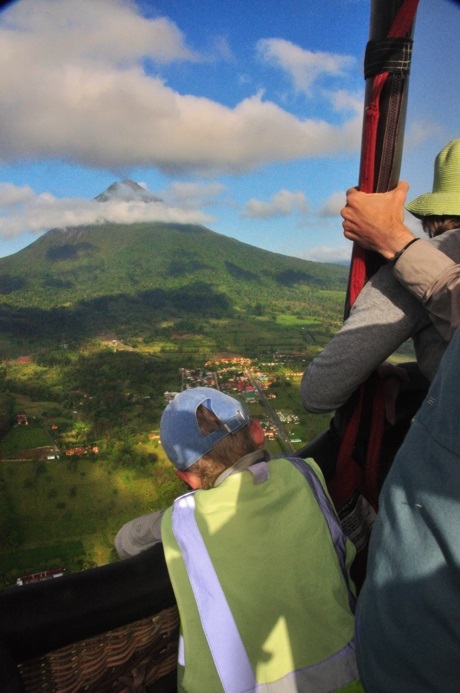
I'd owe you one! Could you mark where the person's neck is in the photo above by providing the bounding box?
[213,448,269,487]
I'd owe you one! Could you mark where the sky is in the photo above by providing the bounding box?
[0,0,458,263]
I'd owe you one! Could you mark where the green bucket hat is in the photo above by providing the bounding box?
[406,139,460,218]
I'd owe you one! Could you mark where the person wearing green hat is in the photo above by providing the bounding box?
[353,324,460,692]
[341,139,460,339]
[115,387,363,693]
[341,142,460,692]
[301,139,460,422]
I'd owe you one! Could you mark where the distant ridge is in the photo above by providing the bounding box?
[95,180,163,204]
[0,220,347,308]
[0,184,348,348]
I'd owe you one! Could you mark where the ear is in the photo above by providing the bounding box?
[176,469,203,490]
[249,419,265,449]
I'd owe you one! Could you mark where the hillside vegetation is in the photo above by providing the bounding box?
[0,218,350,587]
[0,222,348,308]
[0,222,348,355]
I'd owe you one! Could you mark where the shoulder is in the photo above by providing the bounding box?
[429,228,460,262]
[352,262,428,318]
[273,456,327,486]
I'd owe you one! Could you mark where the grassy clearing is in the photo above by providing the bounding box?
[0,424,53,455]
[0,542,85,574]
[0,313,345,589]
[0,453,184,586]
[0,396,332,588]
[275,314,323,328]
[13,395,59,416]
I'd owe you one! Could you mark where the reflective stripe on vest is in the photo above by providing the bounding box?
[172,459,357,692]
[173,492,257,692]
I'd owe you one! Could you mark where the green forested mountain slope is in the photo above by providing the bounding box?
[0,222,348,349]
[0,222,347,308]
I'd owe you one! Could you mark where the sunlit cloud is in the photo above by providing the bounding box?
[0,0,362,176]
[210,35,235,62]
[328,89,363,114]
[241,189,308,219]
[296,245,351,264]
[0,182,212,240]
[319,191,346,217]
[161,181,226,208]
[0,0,196,65]
[257,38,355,95]
[0,183,36,207]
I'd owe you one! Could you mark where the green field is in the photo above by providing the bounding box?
[0,423,52,455]
[0,451,184,586]
[0,311,419,593]
[0,295,415,590]
[0,360,334,589]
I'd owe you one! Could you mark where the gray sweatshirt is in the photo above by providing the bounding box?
[301,228,460,413]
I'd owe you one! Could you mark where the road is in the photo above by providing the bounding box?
[245,370,295,454]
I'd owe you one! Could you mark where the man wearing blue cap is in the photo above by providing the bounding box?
[115,387,362,692]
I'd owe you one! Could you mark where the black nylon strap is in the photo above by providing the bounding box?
[364,37,413,78]
[392,237,420,265]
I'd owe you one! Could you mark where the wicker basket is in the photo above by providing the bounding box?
[17,605,180,692]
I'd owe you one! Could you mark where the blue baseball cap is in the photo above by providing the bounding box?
[160,387,250,470]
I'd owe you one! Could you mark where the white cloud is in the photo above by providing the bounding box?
[0,0,362,175]
[161,181,226,208]
[241,189,308,219]
[328,90,363,114]
[209,35,235,62]
[1,0,196,65]
[295,245,352,264]
[238,73,252,86]
[0,182,212,240]
[0,182,36,207]
[257,38,355,95]
[319,191,346,217]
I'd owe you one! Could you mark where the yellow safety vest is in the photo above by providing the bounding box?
[162,456,362,692]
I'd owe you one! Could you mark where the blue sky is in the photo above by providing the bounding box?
[0,0,458,262]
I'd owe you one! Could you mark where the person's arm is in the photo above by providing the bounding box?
[114,509,165,559]
[393,239,460,340]
[300,263,431,412]
[340,181,460,338]
[341,182,415,259]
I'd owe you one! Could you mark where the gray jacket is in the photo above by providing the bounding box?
[394,235,460,339]
[356,324,460,692]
